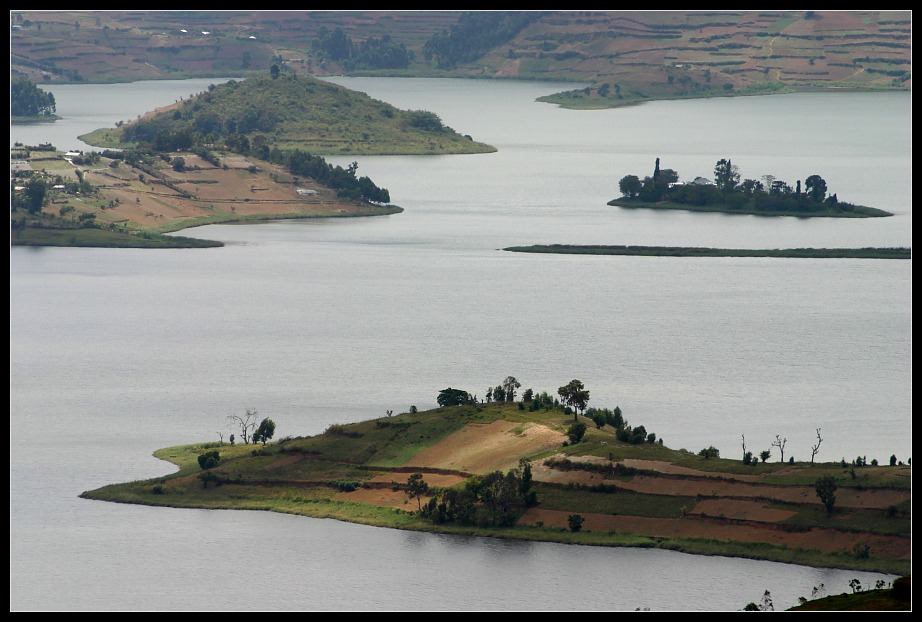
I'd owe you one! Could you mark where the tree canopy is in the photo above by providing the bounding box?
[11,78,57,117]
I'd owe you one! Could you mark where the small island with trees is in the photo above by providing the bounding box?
[81,377,911,587]
[10,77,59,122]
[610,158,893,218]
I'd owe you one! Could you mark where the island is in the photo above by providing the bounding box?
[503,246,912,259]
[610,158,893,218]
[82,381,911,580]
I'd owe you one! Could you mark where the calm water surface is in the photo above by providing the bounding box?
[10,77,910,611]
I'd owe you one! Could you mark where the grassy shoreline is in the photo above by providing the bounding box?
[503,245,912,259]
[607,198,893,218]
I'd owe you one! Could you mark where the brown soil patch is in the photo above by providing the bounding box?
[73,154,380,232]
[519,509,911,560]
[334,472,468,510]
[406,420,567,475]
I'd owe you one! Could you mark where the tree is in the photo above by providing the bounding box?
[771,435,787,463]
[252,417,276,445]
[619,174,642,198]
[558,379,590,420]
[501,376,521,402]
[437,387,473,407]
[228,408,258,444]
[698,446,720,459]
[405,473,429,511]
[815,475,837,513]
[804,174,827,202]
[714,158,740,192]
[197,450,220,470]
[759,449,771,463]
[567,514,585,533]
[567,421,587,444]
[810,428,823,464]
[270,64,281,79]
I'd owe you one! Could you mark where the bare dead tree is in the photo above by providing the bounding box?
[741,434,747,459]
[227,408,258,445]
[771,435,788,463]
[810,428,823,464]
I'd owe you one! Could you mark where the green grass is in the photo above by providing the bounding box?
[608,198,893,218]
[503,245,912,259]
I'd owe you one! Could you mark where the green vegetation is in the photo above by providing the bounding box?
[81,381,911,576]
[503,245,912,259]
[612,157,893,218]
[10,77,58,120]
[79,73,495,156]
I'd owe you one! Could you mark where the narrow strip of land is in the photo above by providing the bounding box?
[503,245,911,259]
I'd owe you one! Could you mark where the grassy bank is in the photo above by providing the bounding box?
[503,245,912,259]
[607,198,893,218]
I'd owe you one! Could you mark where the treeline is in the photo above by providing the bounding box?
[11,78,56,117]
[423,11,546,68]
[312,27,414,70]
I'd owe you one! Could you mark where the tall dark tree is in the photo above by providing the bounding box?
[805,174,827,202]
[558,379,590,420]
[815,475,837,514]
[619,174,642,198]
[501,376,521,402]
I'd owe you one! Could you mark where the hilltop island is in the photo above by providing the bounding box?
[81,382,911,578]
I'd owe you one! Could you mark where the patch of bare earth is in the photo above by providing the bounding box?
[406,420,567,475]
[333,421,567,509]
[78,154,371,231]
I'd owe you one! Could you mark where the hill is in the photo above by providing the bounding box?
[11,11,911,108]
[77,73,496,156]
[81,391,911,577]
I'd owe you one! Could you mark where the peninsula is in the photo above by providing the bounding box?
[81,383,911,578]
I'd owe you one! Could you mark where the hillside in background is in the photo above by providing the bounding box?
[11,11,911,107]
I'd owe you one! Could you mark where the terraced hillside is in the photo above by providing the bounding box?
[10,11,911,107]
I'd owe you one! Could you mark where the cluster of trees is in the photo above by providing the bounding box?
[417,459,536,527]
[226,409,276,446]
[312,27,414,70]
[618,157,860,214]
[11,78,56,117]
[423,11,545,69]
[435,377,658,447]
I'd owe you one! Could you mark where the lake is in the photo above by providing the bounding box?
[9,77,910,611]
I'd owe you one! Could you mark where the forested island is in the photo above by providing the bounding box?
[610,158,893,218]
[82,380,912,582]
[10,77,58,122]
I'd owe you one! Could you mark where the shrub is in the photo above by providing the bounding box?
[197,450,221,470]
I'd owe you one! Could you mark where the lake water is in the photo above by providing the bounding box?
[10,77,910,611]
